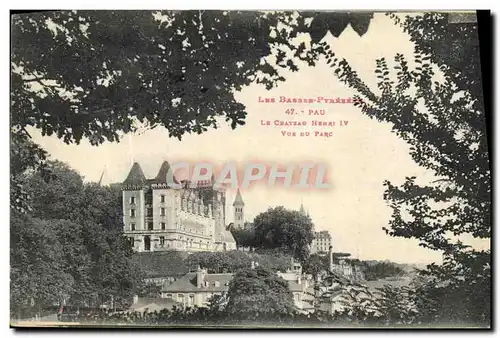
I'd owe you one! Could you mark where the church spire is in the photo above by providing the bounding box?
[233,188,244,206]
[299,202,306,215]
[233,189,245,229]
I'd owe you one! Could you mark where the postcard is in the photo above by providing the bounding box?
[10,10,491,329]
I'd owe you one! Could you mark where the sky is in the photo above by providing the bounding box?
[27,12,489,265]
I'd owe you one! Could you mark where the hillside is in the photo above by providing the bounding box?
[133,251,190,278]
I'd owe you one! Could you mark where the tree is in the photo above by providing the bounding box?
[11,10,374,145]
[371,285,417,325]
[184,250,292,273]
[324,13,490,325]
[302,254,328,279]
[10,132,51,214]
[11,155,142,312]
[11,10,375,213]
[225,266,295,319]
[10,212,74,318]
[361,261,406,281]
[185,251,252,273]
[230,227,256,249]
[21,160,85,221]
[253,206,314,261]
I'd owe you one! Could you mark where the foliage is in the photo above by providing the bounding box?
[10,10,372,210]
[136,281,162,298]
[184,250,292,273]
[253,206,315,261]
[359,261,406,281]
[302,254,328,278]
[322,12,490,326]
[225,266,296,318]
[11,11,373,146]
[185,250,252,273]
[230,227,257,248]
[10,132,51,214]
[10,212,74,317]
[411,250,491,326]
[10,158,143,316]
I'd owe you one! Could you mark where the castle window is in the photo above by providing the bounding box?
[161,222,166,230]
[165,293,172,299]
[128,237,134,246]
[160,236,165,246]
[148,222,153,230]
[160,195,165,203]
[131,223,136,231]
[147,208,153,217]
[177,294,184,302]
[130,209,136,217]
[160,207,166,216]
[130,196,136,204]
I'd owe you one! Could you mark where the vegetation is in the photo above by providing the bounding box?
[327,12,490,325]
[10,155,143,318]
[225,266,296,318]
[11,10,372,212]
[230,227,257,249]
[355,261,407,281]
[10,11,490,326]
[185,250,292,273]
[252,206,315,261]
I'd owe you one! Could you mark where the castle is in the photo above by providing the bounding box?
[122,161,237,252]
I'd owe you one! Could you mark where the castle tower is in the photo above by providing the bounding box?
[233,188,245,229]
[122,162,147,251]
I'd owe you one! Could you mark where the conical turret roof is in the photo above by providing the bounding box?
[123,162,146,186]
[154,160,179,184]
[233,188,244,206]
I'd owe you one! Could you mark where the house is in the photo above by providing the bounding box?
[161,268,232,308]
[161,262,313,310]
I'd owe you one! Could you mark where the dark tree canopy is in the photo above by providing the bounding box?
[253,206,315,261]
[10,158,142,315]
[10,10,374,213]
[325,12,490,325]
[11,10,373,145]
[226,266,295,317]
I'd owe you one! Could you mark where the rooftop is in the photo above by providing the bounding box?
[162,272,233,293]
[162,271,306,293]
[122,161,181,187]
[233,188,244,206]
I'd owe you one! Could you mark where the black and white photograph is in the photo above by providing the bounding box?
[9,9,492,329]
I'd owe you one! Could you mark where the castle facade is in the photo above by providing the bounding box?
[122,161,236,252]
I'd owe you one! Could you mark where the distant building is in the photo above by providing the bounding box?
[121,161,236,253]
[311,231,332,255]
[233,188,245,229]
[328,246,364,281]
